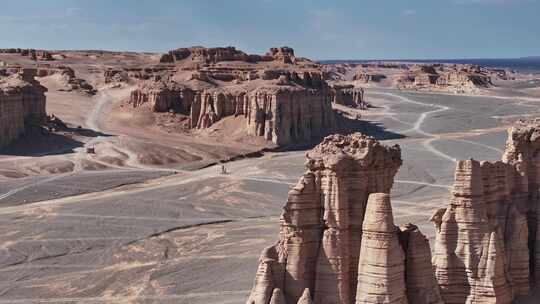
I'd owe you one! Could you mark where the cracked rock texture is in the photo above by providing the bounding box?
[246,133,443,304]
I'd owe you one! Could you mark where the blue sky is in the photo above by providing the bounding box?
[0,0,538,59]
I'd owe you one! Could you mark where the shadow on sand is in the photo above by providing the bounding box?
[0,127,112,157]
[270,113,406,153]
[334,113,405,141]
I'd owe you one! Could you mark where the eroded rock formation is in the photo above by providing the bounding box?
[247,122,540,304]
[395,64,493,93]
[246,133,443,304]
[331,85,365,109]
[129,80,336,145]
[0,69,47,147]
[432,121,540,303]
[159,46,300,65]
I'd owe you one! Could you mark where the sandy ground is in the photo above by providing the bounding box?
[1,71,540,302]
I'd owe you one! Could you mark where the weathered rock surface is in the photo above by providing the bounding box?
[331,85,366,109]
[159,46,301,64]
[0,69,47,148]
[353,72,387,83]
[355,193,408,304]
[399,224,444,304]
[247,133,444,304]
[432,120,540,303]
[129,80,336,145]
[395,64,492,93]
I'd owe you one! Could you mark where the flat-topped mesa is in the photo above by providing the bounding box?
[432,121,540,303]
[0,48,54,61]
[0,69,47,148]
[267,47,296,64]
[247,134,442,304]
[159,46,301,65]
[129,80,336,145]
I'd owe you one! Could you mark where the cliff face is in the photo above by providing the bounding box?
[331,85,365,109]
[246,134,443,304]
[432,121,540,303]
[0,69,47,148]
[129,81,336,145]
[247,123,540,304]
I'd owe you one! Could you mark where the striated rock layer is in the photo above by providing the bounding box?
[0,69,47,148]
[432,121,540,303]
[246,133,443,304]
[129,80,337,146]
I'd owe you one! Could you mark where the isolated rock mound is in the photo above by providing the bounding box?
[129,46,369,146]
[432,120,540,303]
[246,133,443,304]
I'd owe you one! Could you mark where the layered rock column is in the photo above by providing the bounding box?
[431,122,540,303]
[247,133,442,304]
[355,193,408,304]
[0,70,47,148]
[130,81,337,146]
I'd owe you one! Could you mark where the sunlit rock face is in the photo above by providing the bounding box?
[432,120,540,304]
[246,133,443,304]
[0,69,47,148]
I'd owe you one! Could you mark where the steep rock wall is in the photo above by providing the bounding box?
[246,134,443,304]
[432,121,540,303]
[129,81,337,146]
[0,69,47,148]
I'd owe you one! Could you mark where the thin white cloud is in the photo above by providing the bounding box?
[401,9,416,16]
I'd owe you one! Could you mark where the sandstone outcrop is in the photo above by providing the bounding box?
[129,80,336,145]
[34,65,96,94]
[353,72,387,83]
[160,46,302,65]
[394,64,492,93]
[331,85,365,109]
[431,120,540,303]
[246,133,443,304]
[0,69,47,148]
[0,48,54,61]
[355,193,408,304]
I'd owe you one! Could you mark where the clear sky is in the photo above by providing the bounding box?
[0,0,538,60]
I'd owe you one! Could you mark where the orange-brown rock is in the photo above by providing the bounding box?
[0,69,47,147]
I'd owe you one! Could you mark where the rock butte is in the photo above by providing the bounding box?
[247,122,540,304]
[246,133,441,304]
[0,68,47,148]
